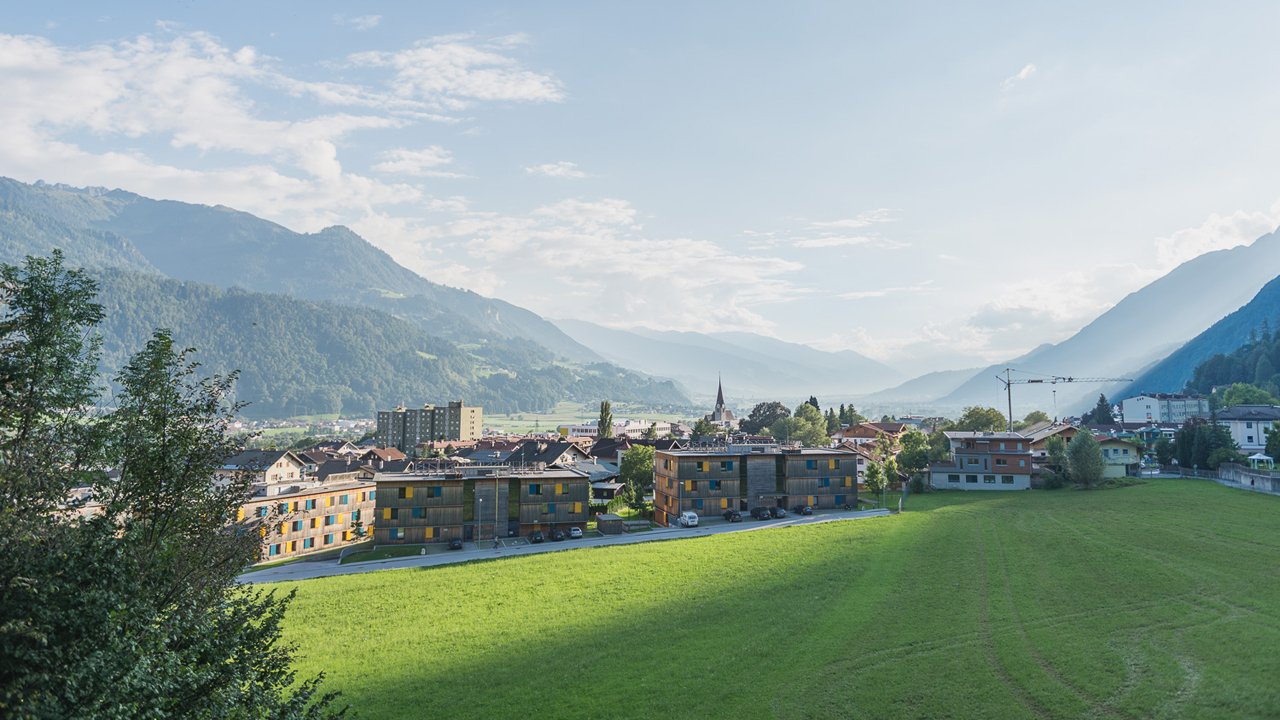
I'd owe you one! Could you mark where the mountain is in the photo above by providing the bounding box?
[0,177,690,416]
[855,367,983,403]
[1118,274,1280,397]
[936,228,1280,413]
[554,319,904,399]
[0,178,600,363]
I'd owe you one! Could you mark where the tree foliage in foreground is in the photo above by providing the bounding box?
[0,252,341,718]
[1066,431,1104,489]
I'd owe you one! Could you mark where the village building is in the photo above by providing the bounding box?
[928,431,1033,490]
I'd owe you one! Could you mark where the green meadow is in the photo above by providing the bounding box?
[269,480,1280,719]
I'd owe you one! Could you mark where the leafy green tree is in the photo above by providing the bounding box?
[825,407,840,435]
[739,401,790,435]
[839,404,867,426]
[1206,446,1245,470]
[952,406,1007,432]
[642,422,658,440]
[1216,382,1279,407]
[767,403,830,447]
[1043,435,1069,489]
[1154,437,1175,467]
[691,417,719,437]
[1015,410,1051,431]
[598,400,614,439]
[863,461,885,496]
[0,257,340,718]
[805,395,821,412]
[1067,431,1104,489]
[895,430,931,478]
[619,445,655,512]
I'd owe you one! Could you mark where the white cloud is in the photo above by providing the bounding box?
[335,14,382,31]
[838,280,934,300]
[372,146,464,177]
[348,34,564,110]
[1153,203,1280,271]
[809,209,895,229]
[525,160,586,178]
[1001,63,1037,90]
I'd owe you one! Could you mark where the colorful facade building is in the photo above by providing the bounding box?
[928,431,1033,490]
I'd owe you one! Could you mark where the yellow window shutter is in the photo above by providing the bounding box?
[829,458,836,469]
[425,527,434,539]
[845,476,852,487]
[382,508,391,521]
[684,480,693,492]
[720,498,728,509]
[555,483,563,494]
[279,522,286,534]
[809,495,816,505]
[326,496,333,507]
[236,508,245,521]
[574,502,582,513]
[406,486,414,499]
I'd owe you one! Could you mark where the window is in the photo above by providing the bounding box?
[844,476,853,487]
[529,483,541,495]
[287,541,296,553]
[948,474,960,483]
[397,487,409,500]
[966,475,978,483]
[424,527,435,539]
[545,503,556,514]
[709,479,721,490]
[555,483,564,495]
[430,486,443,498]
[666,478,673,489]
[382,508,398,520]
[257,506,268,517]
[411,507,425,519]
[684,480,697,492]
[391,528,404,540]
[999,442,1006,450]
[278,503,289,514]
[325,496,333,508]
[574,502,582,514]
[995,458,1007,466]
[828,458,840,470]
[720,498,729,509]
[291,520,303,532]
[819,477,831,487]
[351,510,360,522]
[303,537,314,549]
[663,458,671,470]
[1247,436,1254,444]
[1001,476,1015,484]
[718,460,731,471]
[805,459,816,470]
[696,461,708,472]
[324,534,334,545]
[340,494,349,504]
[693,498,704,509]
[1247,421,1254,429]
[1019,459,1026,467]
[984,475,996,483]
[268,544,279,556]
[309,517,318,529]
[966,458,979,466]
[305,499,316,510]
[835,495,845,505]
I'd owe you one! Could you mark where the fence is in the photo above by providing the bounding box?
[1166,463,1280,497]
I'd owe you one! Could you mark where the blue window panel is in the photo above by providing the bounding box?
[257,507,268,517]
[819,478,830,487]
[324,534,334,545]
[835,495,845,505]
[709,480,722,490]
[268,544,279,556]
[291,520,303,532]
[432,486,443,498]
[411,507,425,519]
[340,494,349,504]
[547,503,556,514]
[693,498,704,509]
[303,538,314,549]
[351,510,360,522]
[805,460,816,470]
[278,503,288,514]
[530,484,541,495]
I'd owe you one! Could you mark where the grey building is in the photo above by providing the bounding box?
[1119,394,1210,424]
[375,401,483,453]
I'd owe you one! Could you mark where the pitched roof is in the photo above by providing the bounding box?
[505,440,589,468]
[219,449,303,471]
[1217,404,1280,421]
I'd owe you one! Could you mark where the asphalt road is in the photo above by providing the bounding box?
[239,507,893,584]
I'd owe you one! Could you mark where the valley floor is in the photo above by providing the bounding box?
[268,480,1280,719]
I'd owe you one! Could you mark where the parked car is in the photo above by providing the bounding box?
[750,507,772,520]
[569,526,583,539]
[529,530,544,543]
[722,509,742,522]
[448,538,464,550]
[795,505,813,516]
[550,529,566,541]
[769,506,788,519]
[678,511,699,527]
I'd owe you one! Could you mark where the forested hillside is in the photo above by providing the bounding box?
[92,270,687,418]
[1120,275,1280,397]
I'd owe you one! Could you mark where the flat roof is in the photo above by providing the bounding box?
[944,432,1027,440]
[372,467,587,482]
[246,479,374,501]
[657,447,854,457]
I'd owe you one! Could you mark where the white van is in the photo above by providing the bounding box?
[677,511,699,527]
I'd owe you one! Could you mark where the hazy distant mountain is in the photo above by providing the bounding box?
[855,367,983,403]
[937,228,1280,413]
[0,177,599,363]
[1118,274,1280,398]
[554,319,904,398]
[0,177,690,415]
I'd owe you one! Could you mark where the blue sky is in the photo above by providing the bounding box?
[6,2,1280,375]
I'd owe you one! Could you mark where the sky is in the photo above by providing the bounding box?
[5,2,1280,376]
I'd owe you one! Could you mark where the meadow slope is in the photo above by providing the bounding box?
[270,481,1280,719]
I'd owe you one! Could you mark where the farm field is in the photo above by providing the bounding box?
[270,480,1280,719]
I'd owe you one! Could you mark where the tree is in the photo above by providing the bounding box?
[805,396,821,412]
[1066,431,1104,489]
[767,402,830,447]
[598,400,614,439]
[1267,426,1280,462]
[863,461,885,496]
[739,401,790,435]
[825,408,840,435]
[0,256,341,718]
[1216,382,1279,408]
[1015,410,1051,431]
[896,430,932,493]
[1081,394,1115,425]
[618,445,655,512]
[952,406,1007,432]
[691,417,720,437]
[1206,446,1245,470]
[1154,437,1175,467]
[1043,435,1069,489]
[642,422,658,440]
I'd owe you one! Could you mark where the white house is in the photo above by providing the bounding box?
[1120,394,1210,424]
[1215,405,1280,453]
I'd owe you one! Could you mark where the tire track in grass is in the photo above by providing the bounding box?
[976,518,1054,720]
[990,513,1131,720]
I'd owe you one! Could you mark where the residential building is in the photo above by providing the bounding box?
[1216,405,1280,453]
[1120,394,1211,424]
[831,421,910,447]
[373,465,589,543]
[375,401,484,453]
[928,432,1032,490]
[217,449,307,488]
[505,440,591,468]
[241,480,377,561]
[652,444,857,526]
[1023,422,1080,458]
[1097,437,1141,478]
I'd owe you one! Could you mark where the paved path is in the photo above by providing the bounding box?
[239,508,893,584]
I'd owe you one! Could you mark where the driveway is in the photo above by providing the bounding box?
[239,507,893,584]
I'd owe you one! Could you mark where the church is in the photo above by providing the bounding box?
[703,377,737,429]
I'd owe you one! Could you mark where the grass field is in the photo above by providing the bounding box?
[269,480,1280,719]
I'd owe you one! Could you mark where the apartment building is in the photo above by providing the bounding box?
[375,401,483,453]
[652,444,857,526]
[373,465,589,543]
[928,432,1032,490]
[1120,394,1211,424]
[240,480,377,561]
[1215,405,1280,452]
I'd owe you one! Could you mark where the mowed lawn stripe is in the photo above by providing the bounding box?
[269,480,1280,719]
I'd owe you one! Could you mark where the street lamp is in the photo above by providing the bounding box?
[477,497,483,546]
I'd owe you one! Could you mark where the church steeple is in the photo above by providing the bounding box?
[715,374,725,412]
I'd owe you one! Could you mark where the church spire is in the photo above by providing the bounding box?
[715,374,725,410]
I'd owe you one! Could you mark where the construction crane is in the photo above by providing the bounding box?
[996,368,1133,432]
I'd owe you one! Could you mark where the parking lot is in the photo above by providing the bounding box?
[240,506,893,584]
